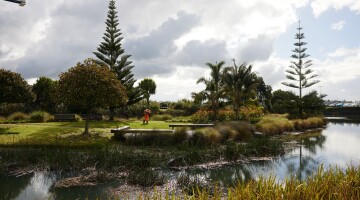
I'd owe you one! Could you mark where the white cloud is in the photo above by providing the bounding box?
[311,0,360,17]
[328,46,358,58]
[1,0,360,102]
[331,20,346,31]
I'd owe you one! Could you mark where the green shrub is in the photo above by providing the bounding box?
[245,137,284,156]
[191,109,214,123]
[292,117,325,131]
[224,140,245,161]
[29,111,51,123]
[204,128,222,144]
[215,121,254,142]
[218,109,236,121]
[255,115,294,135]
[0,116,6,122]
[173,128,188,144]
[151,114,173,121]
[0,103,26,116]
[7,112,28,121]
[239,105,264,121]
[127,169,165,187]
[188,131,208,146]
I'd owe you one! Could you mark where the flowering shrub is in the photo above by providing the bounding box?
[192,106,264,123]
[239,105,264,121]
[191,109,214,123]
[218,109,237,121]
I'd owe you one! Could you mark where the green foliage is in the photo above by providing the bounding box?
[93,0,141,107]
[7,112,28,121]
[271,89,298,115]
[29,111,51,123]
[192,106,263,123]
[196,61,226,120]
[138,78,156,106]
[151,114,173,121]
[222,60,259,116]
[245,137,284,156]
[191,109,214,123]
[256,77,273,112]
[292,117,325,131]
[0,68,34,104]
[57,58,127,133]
[120,100,159,118]
[282,22,320,117]
[239,105,264,121]
[215,121,254,142]
[282,22,319,91]
[57,58,127,111]
[255,115,294,135]
[255,115,325,135]
[31,77,57,113]
[127,169,165,187]
[171,99,199,116]
[272,89,325,118]
[0,103,26,116]
[302,91,326,116]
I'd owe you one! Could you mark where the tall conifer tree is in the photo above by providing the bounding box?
[282,21,320,117]
[94,0,142,119]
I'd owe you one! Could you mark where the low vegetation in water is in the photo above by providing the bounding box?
[255,114,326,136]
[132,165,360,200]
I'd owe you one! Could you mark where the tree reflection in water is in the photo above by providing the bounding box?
[283,130,327,180]
[0,173,32,200]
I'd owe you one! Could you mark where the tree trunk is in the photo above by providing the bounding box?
[109,107,115,121]
[84,112,90,134]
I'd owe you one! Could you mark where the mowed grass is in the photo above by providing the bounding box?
[0,120,178,145]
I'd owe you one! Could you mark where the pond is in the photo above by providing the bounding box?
[1,117,359,199]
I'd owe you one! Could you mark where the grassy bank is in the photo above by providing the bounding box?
[135,165,360,200]
[255,114,326,136]
[0,120,174,146]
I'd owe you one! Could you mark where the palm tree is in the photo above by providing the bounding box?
[138,78,156,106]
[197,61,226,121]
[222,60,258,118]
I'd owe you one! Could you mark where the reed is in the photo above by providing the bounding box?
[256,115,325,135]
[131,165,360,200]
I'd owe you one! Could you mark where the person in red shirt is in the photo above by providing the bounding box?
[143,108,151,124]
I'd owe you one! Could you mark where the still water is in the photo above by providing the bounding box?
[1,117,359,199]
[183,117,360,186]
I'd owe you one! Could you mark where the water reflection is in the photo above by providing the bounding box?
[183,118,360,185]
[0,173,32,200]
[0,171,116,200]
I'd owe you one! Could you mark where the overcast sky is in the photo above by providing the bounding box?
[1,0,360,101]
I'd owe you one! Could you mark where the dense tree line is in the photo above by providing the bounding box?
[193,59,272,121]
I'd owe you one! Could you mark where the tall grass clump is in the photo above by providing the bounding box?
[0,116,6,123]
[292,117,325,131]
[7,112,28,122]
[172,128,188,144]
[127,169,165,187]
[215,121,254,142]
[245,137,284,156]
[29,111,51,122]
[225,165,360,200]
[255,115,294,135]
[151,114,173,121]
[135,165,360,199]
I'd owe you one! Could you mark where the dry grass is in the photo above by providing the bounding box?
[132,165,360,200]
[256,115,325,136]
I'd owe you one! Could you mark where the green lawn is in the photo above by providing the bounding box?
[0,120,185,145]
